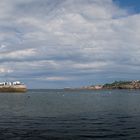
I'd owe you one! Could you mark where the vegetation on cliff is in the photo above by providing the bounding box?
[64,80,140,90]
[103,80,140,89]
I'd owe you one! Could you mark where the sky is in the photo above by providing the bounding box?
[0,0,140,89]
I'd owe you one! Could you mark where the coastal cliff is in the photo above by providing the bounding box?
[66,80,140,90]
[103,80,140,89]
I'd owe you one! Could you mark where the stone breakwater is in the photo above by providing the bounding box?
[0,81,27,92]
[0,85,27,92]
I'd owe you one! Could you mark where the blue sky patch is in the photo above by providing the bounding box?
[114,0,140,14]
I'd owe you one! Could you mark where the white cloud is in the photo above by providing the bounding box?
[0,67,13,73]
[38,76,73,81]
[0,0,140,88]
[0,48,37,60]
[7,48,37,59]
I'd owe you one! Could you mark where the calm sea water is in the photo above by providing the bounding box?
[0,89,140,139]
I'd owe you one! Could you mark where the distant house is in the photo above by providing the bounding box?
[94,85,103,89]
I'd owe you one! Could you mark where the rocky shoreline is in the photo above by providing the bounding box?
[65,80,140,90]
[102,80,140,89]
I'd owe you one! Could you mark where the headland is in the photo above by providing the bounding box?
[65,80,140,90]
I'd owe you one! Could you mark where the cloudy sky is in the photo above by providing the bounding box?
[0,0,140,88]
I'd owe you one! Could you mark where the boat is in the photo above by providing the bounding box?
[0,81,27,92]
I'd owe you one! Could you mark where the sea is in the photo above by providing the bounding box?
[0,89,140,139]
